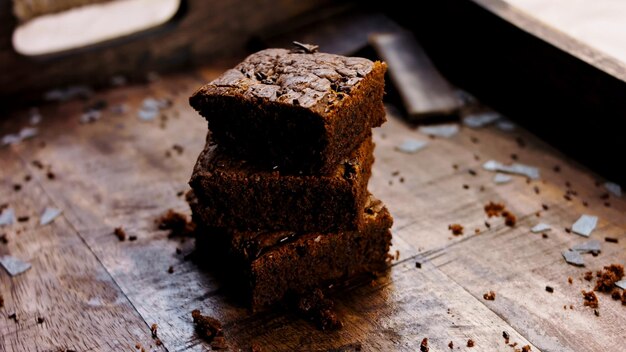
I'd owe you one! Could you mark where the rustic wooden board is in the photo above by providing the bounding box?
[1,62,625,351]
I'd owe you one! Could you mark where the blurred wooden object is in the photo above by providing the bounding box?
[0,0,330,105]
[391,0,626,184]
[370,31,460,120]
[12,0,112,21]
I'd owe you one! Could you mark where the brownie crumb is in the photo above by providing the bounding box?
[542,204,549,211]
[13,184,21,192]
[448,341,454,349]
[503,331,510,341]
[484,202,505,217]
[176,190,185,197]
[155,338,162,346]
[583,271,594,281]
[114,227,126,241]
[32,160,44,169]
[611,289,621,300]
[151,323,158,338]
[0,233,7,244]
[415,262,422,269]
[468,169,477,176]
[622,291,626,305]
[191,309,224,344]
[24,174,32,182]
[17,216,29,222]
[483,291,496,301]
[522,345,532,352]
[533,186,540,194]
[168,266,174,274]
[172,144,184,154]
[420,338,429,352]
[582,290,599,309]
[594,264,624,292]
[297,288,343,331]
[128,235,138,241]
[463,184,469,190]
[448,224,464,236]
[467,339,475,347]
[484,221,491,229]
[37,316,45,324]
[542,233,548,239]
[46,171,56,180]
[605,237,619,243]
[156,210,196,238]
[545,286,554,293]
[474,228,480,234]
[502,211,516,227]
[565,228,571,234]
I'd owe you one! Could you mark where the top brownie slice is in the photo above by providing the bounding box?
[189,47,387,174]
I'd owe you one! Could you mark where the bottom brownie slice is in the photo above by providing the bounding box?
[188,191,393,311]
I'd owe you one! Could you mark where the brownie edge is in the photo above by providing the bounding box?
[189,134,374,233]
[190,192,393,311]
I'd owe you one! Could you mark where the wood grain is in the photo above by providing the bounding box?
[1,60,625,351]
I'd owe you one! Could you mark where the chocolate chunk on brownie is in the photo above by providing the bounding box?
[189,48,387,174]
[189,134,374,233]
[189,192,393,311]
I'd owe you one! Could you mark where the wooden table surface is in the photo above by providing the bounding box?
[1,62,625,352]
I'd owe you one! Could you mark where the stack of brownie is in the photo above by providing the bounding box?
[187,45,393,311]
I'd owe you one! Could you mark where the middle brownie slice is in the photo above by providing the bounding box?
[189,134,373,233]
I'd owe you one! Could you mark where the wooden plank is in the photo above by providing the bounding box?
[370,31,460,120]
[0,150,161,351]
[369,113,626,352]
[1,62,625,351]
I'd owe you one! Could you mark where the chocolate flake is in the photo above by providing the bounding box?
[571,215,598,237]
[483,291,496,300]
[291,41,319,54]
[604,182,622,197]
[562,250,585,267]
[420,338,429,352]
[0,208,16,226]
[605,237,618,243]
[419,124,459,138]
[482,160,540,180]
[462,112,500,128]
[40,207,62,226]
[0,255,32,276]
[531,223,551,233]
[395,138,428,154]
[493,173,512,184]
[571,240,601,255]
[615,279,626,290]
[2,127,38,146]
[545,286,554,293]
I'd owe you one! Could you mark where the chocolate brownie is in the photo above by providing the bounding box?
[189,134,374,233]
[189,192,393,311]
[189,47,387,174]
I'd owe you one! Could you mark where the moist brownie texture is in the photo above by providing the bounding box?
[190,192,393,311]
[189,134,374,233]
[189,48,387,174]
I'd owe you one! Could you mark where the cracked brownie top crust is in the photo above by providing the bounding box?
[190,47,387,174]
